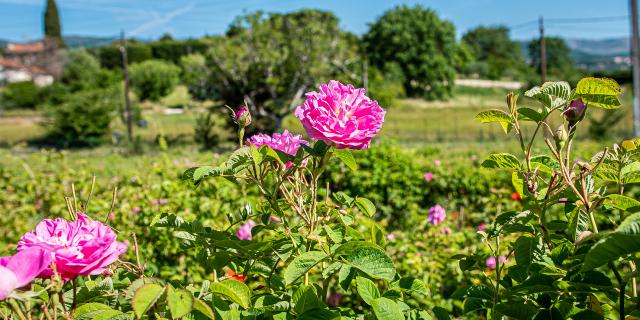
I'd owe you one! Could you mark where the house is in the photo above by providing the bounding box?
[0,38,62,86]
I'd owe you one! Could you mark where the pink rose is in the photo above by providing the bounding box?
[434,159,442,167]
[386,233,396,241]
[295,80,385,149]
[477,223,486,232]
[486,256,496,270]
[18,213,127,280]
[247,130,309,168]
[0,248,51,300]
[428,204,446,225]
[423,172,433,182]
[236,220,256,241]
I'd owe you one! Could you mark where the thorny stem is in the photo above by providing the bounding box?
[8,300,27,320]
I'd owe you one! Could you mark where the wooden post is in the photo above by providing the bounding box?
[539,16,547,83]
[631,0,640,136]
[362,60,368,92]
[119,30,133,142]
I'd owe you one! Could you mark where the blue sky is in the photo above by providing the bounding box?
[0,0,632,42]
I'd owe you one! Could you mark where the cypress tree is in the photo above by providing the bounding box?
[44,0,64,46]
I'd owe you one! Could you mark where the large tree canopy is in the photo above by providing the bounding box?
[363,5,456,100]
[528,36,577,81]
[206,9,360,132]
[461,26,527,80]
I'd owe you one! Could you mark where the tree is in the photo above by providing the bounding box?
[528,37,578,81]
[129,59,180,101]
[364,5,456,100]
[461,26,527,79]
[180,54,214,101]
[44,0,64,46]
[206,9,360,132]
[61,49,120,92]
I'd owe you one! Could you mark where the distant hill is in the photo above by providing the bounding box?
[0,35,116,49]
[519,37,631,71]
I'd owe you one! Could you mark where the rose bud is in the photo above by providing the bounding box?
[563,98,587,125]
[234,106,251,127]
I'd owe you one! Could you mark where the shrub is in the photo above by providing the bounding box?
[129,59,180,102]
[180,54,214,101]
[0,81,40,110]
[193,110,220,149]
[61,49,121,92]
[43,86,120,146]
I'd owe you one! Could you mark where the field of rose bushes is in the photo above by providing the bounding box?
[2,78,640,319]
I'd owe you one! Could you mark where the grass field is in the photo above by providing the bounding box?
[0,85,635,148]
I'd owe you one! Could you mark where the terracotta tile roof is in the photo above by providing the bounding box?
[0,58,48,74]
[6,41,46,54]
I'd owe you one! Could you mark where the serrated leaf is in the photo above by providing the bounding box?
[475,109,513,134]
[345,246,395,280]
[209,279,251,309]
[355,197,376,218]
[517,108,544,122]
[514,236,544,267]
[495,303,540,319]
[292,285,322,315]
[371,297,404,320]
[284,251,327,285]
[167,287,194,319]
[525,81,571,108]
[333,148,357,170]
[482,153,520,170]
[192,299,215,319]
[132,284,165,319]
[583,212,640,271]
[575,77,621,109]
[568,207,590,241]
[75,303,120,320]
[605,194,640,212]
[355,276,380,305]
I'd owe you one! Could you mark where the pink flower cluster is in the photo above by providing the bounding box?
[486,256,507,270]
[247,130,309,166]
[428,204,446,225]
[18,213,127,281]
[236,220,256,241]
[295,80,386,149]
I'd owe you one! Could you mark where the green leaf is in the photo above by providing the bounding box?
[392,277,429,296]
[514,236,544,267]
[338,264,355,290]
[292,285,323,315]
[575,77,621,109]
[75,303,126,320]
[132,284,165,319]
[209,279,251,309]
[298,308,340,320]
[167,287,194,319]
[517,108,544,122]
[605,194,640,212]
[582,212,640,271]
[482,153,520,170]
[284,251,327,285]
[333,148,357,170]
[495,303,540,319]
[355,197,376,218]
[525,81,571,108]
[355,276,380,305]
[475,109,512,134]
[568,207,590,241]
[432,307,451,320]
[345,246,395,280]
[192,299,215,320]
[371,297,404,320]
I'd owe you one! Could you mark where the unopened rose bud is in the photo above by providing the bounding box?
[563,98,587,126]
[554,125,568,149]
[234,106,251,127]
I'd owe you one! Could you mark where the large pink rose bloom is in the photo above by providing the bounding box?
[0,248,51,300]
[18,213,127,280]
[295,80,386,149]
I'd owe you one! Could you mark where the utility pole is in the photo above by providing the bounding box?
[539,16,547,83]
[362,60,368,92]
[119,30,133,142]
[631,0,640,136]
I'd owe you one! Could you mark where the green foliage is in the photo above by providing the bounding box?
[367,63,406,108]
[528,37,578,82]
[461,26,529,80]
[62,49,121,92]
[129,59,180,102]
[465,77,640,319]
[364,5,456,100]
[44,0,64,46]
[94,44,153,69]
[193,110,220,150]
[43,86,120,146]
[180,54,214,101]
[0,81,41,110]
